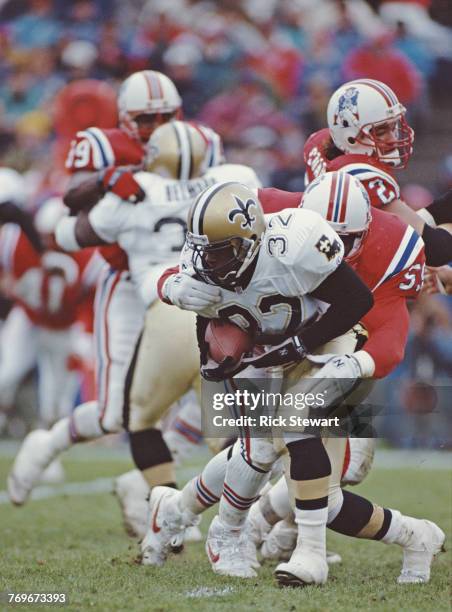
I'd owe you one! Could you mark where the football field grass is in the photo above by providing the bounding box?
[0,444,450,612]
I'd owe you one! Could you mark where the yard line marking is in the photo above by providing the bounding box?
[185,587,235,598]
[0,477,113,504]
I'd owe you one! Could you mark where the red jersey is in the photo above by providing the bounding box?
[258,188,425,378]
[65,127,145,270]
[303,128,400,210]
[0,224,101,330]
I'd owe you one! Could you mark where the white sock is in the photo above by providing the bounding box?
[49,418,72,453]
[219,452,269,527]
[268,476,291,520]
[381,510,409,546]
[294,506,328,556]
[179,447,230,515]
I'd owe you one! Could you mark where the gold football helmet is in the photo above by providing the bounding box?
[146,120,208,180]
[186,181,265,288]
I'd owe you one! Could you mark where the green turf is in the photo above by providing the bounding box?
[0,450,450,612]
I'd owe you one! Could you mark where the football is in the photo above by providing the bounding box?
[205,319,253,364]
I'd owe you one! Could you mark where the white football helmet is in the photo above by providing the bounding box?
[0,168,26,207]
[327,79,414,169]
[118,70,182,141]
[302,171,371,261]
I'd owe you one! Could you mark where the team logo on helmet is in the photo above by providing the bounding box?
[228,196,257,229]
[334,87,360,126]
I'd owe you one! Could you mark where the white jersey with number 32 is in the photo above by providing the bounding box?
[182,208,344,336]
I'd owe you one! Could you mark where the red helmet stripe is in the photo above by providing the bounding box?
[143,71,163,100]
[352,79,395,107]
[327,172,338,220]
[339,173,350,223]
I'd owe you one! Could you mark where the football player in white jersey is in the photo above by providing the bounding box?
[144,180,373,579]
[8,123,262,522]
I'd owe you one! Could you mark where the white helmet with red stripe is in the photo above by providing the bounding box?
[327,79,414,168]
[118,70,182,140]
[302,171,371,261]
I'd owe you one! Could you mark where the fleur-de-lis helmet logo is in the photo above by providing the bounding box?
[228,196,257,229]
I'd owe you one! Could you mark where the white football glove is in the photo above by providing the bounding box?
[308,353,362,379]
[163,273,221,313]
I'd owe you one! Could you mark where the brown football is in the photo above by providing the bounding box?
[206,319,253,365]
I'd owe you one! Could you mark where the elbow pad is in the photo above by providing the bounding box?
[422,224,452,266]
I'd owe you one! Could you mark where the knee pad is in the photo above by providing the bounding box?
[286,437,331,481]
[129,427,173,471]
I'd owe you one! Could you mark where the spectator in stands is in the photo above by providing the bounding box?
[342,32,423,107]
[380,0,452,58]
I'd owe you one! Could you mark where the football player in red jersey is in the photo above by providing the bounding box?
[304,78,452,267]
[0,197,101,430]
[7,71,184,505]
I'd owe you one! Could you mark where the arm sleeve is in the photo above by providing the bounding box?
[258,188,302,214]
[361,293,410,378]
[425,189,452,226]
[87,194,133,243]
[297,261,374,353]
[422,223,452,266]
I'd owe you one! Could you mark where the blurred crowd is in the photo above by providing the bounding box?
[0,0,451,446]
[0,0,452,195]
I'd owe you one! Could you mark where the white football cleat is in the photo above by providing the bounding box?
[326,550,342,565]
[185,524,203,543]
[7,430,55,505]
[114,470,150,539]
[397,518,445,584]
[275,549,329,587]
[261,518,296,561]
[205,515,257,578]
[141,486,186,566]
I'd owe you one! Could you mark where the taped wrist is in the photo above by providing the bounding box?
[426,189,452,225]
[422,224,452,266]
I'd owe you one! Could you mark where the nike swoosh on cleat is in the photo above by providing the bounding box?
[152,498,163,533]
[207,543,220,563]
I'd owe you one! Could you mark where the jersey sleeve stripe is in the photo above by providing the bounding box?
[341,164,399,194]
[86,128,115,168]
[372,227,423,290]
